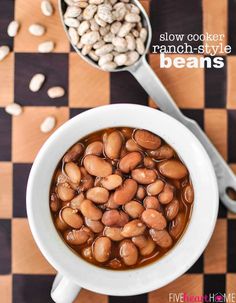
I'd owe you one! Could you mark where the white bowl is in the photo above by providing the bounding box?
[27,104,218,296]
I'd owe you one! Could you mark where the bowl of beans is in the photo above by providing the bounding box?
[27,104,218,298]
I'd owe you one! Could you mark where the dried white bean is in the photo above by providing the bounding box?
[94,14,107,27]
[97,4,113,23]
[40,116,56,133]
[110,21,121,34]
[5,103,22,116]
[7,20,20,37]
[140,28,147,42]
[95,43,113,56]
[0,46,10,61]
[101,61,117,71]
[64,17,80,27]
[81,31,100,44]
[38,40,55,53]
[82,44,92,55]
[29,24,46,36]
[125,51,139,66]
[69,27,79,45]
[114,53,127,66]
[88,50,99,61]
[83,4,97,20]
[48,87,65,99]
[29,74,46,92]
[78,21,90,35]
[125,13,140,23]
[118,22,132,37]
[126,34,136,50]
[98,53,113,66]
[41,0,54,16]
[136,38,145,55]
[64,6,82,18]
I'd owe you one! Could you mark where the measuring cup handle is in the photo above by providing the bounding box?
[129,56,236,213]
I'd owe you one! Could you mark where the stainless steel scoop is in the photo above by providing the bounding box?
[59,0,236,213]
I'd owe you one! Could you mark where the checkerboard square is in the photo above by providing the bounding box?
[75,289,108,303]
[0,275,12,303]
[150,0,203,51]
[13,274,54,303]
[187,254,204,274]
[204,275,226,299]
[0,0,14,47]
[12,107,69,163]
[14,0,69,53]
[0,162,12,219]
[110,294,148,303]
[228,110,236,163]
[0,219,11,274]
[149,54,204,109]
[70,108,90,119]
[12,219,55,274]
[226,274,236,293]
[228,0,236,55]
[182,109,204,129]
[0,53,14,106]
[204,219,227,274]
[110,72,148,105]
[227,56,236,109]
[228,219,236,272]
[0,108,11,161]
[14,53,68,106]
[149,274,203,303]
[13,163,31,218]
[204,109,227,160]
[69,53,109,108]
[218,202,227,219]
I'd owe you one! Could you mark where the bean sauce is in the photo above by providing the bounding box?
[50,127,194,270]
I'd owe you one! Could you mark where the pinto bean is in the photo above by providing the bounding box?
[86,187,109,204]
[55,216,68,231]
[64,228,90,245]
[169,212,186,239]
[141,209,167,230]
[132,235,156,256]
[125,139,141,152]
[158,184,174,204]
[85,141,103,156]
[123,201,144,218]
[119,240,138,266]
[79,167,94,191]
[104,131,123,159]
[81,246,93,260]
[136,185,146,200]
[165,199,179,221]
[100,174,123,190]
[113,179,138,205]
[50,193,60,212]
[148,145,174,160]
[119,152,142,173]
[80,199,103,220]
[183,184,194,203]
[102,210,129,227]
[104,193,119,209]
[70,193,85,210]
[147,180,164,196]
[121,219,146,237]
[93,236,112,262]
[149,229,173,248]
[158,160,188,179]
[143,156,155,169]
[63,143,84,162]
[61,207,83,229]
[84,155,112,177]
[64,162,81,184]
[103,226,124,241]
[85,217,104,233]
[134,129,161,150]
[131,168,157,184]
[143,196,161,211]
[57,183,75,201]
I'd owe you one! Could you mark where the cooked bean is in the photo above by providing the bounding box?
[165,199,179,221]
[113,178,138,205]
[57,183,75,201]
[183,184,194,203]
[134,129,161,150]
[80,199,103,220]
[55,216,68,231]
[136,185,146,200]
[143,196,161,211]
[158,184,174,204]
[143,156,155,169]
[81,246,93,260]
[61,207,83,228]
[147,180,164,196]
[79,167,94,191]
[102,210,129,227]
[84,155,112,177]
[85,141,103,156]
[132,235,155,256]
[158,160,188,179]
[64,228,89,245]
[121,219,146,237]
[119,152,142,173]
[63,143,84,162]
[86,187,109,203]
[125,139,140,152]
[50,193,60,212]
[141,209,167,230]
[169,212,186,239]
[85,218,104,233]
[100,174,123,190]
[104,226,124,241]
[104,130,123,159]
[119,240,138,266]
[123,200,144,218]
[148,145,174,160]
[70,193,85,209]
[64,162,81,184]
[93,236,112,262]
[104,193,120,209]
[149,229,173,248]
[131,168,157,184]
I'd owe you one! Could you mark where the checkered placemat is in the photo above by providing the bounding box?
[0,0,236,302]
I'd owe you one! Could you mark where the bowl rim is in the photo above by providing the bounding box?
[26,104,219,296]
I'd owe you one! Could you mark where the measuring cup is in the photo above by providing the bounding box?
[59,0,236,213]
